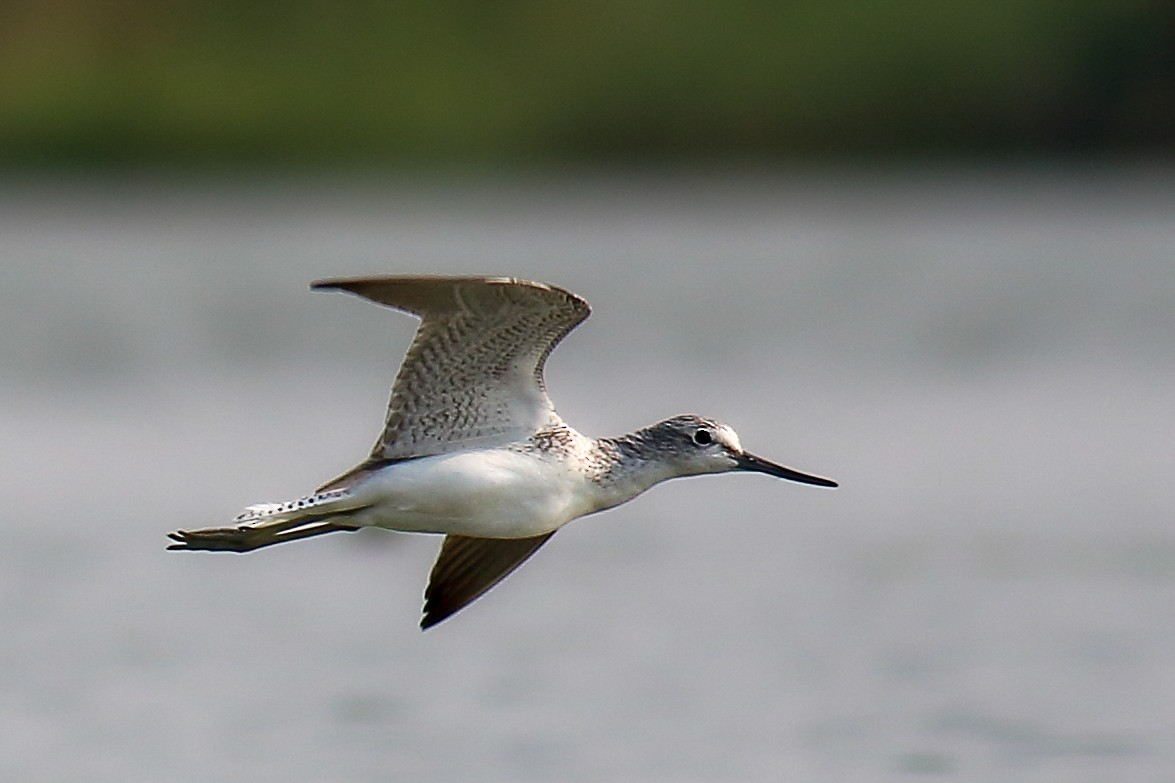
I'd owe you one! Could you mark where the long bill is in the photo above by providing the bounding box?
[735,453,838,487]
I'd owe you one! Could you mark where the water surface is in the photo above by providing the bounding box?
[2,168,1173,782]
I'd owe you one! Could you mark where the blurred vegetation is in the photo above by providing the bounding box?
[0,0,1172,168]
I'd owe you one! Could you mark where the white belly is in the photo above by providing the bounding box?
[346,448,593,538]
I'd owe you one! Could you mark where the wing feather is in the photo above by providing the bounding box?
[312,276,590,460]
[421,533,555,629]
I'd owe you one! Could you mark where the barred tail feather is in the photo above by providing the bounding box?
[168,487,370,553]
[232,488,356,525]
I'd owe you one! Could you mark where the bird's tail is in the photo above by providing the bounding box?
[168,488,370,552]
[230,487,359,525]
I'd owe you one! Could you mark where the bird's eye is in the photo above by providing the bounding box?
[693,429,713,446]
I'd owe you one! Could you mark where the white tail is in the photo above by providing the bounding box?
[232,488,355,525]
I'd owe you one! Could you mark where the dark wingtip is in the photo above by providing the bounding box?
[419,604,451,631]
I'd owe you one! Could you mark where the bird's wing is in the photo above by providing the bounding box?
[312,276,590,460]
[421,533,556,629]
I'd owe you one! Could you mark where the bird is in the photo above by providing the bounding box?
[168,276,837,629]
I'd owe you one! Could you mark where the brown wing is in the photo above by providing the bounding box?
[421,533,555,629]
[312,276,590,461]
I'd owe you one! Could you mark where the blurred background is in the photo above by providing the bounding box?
[2,0,1173,167]
[2,3,1174,782]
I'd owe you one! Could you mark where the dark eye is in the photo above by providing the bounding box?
[692,429,713,446]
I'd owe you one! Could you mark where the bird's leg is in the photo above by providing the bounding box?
[167,515,359,552]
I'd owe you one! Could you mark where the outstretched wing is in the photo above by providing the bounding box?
[312,276,590,461]
[421,533,556,629]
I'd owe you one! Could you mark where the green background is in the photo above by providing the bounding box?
[2,0,1172,168]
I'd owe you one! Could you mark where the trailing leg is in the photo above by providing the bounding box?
[167,517,359,552]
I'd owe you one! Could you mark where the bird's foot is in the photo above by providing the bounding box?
[167,525,262,552]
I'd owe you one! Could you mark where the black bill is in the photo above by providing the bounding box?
[735,453,838,487]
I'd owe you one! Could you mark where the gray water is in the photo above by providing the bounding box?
[2,168,1173,782]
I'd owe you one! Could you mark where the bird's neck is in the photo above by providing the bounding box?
[585,430,679,512]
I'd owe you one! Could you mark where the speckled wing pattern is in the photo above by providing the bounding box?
[311,276,591,460]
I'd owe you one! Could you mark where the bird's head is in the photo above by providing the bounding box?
[645,415,838,487]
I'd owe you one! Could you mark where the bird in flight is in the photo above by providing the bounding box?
[169,276,836,628]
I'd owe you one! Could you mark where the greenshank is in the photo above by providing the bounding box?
[168,276,837,628]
